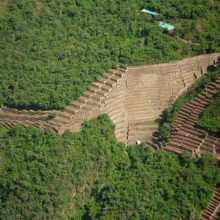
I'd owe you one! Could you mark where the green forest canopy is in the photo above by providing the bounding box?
[0,115,219,219]
[197,90,220,133]
[0,0,220,109]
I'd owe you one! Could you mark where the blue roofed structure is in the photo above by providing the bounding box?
[140,9,175,32]
[141,9,159,16]
[159,21,175,31]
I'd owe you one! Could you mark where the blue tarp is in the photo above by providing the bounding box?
[141,9,159,16]
[159,21,175,31]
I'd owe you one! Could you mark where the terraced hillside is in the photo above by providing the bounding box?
[126,53,219,144]
[0,108,55,130]
[164,76,220,160]
[0,53,219,144]
[0,67,128,142]
[201,187,220,220]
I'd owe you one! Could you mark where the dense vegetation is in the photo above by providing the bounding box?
[0,115,219,219]
[159,69,220,140]
[1,2,220,218]
[197,91,220,134]
[0,0,219,109]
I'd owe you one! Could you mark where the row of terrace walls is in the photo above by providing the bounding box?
[0,53,219,145]
[56,67,128,143]
[126,53,220,144]
[100,71,127,143]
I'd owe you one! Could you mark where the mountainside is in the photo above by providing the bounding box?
[0,115,219,219]
[1,1,220,219]
[0,0,219,109]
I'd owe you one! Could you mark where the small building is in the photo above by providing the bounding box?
[141,8,159,16]
[159,21,175,31]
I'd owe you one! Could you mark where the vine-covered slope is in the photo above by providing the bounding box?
[0,0,219,109]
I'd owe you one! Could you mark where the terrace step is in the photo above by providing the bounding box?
[165,75,220,160]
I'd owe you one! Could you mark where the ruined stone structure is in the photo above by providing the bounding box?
[0,53,219,145]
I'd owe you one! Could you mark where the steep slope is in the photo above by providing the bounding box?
[0,54,219,144]
[126,53,219,144]
[164,76,220,159]
[201,187,220,220]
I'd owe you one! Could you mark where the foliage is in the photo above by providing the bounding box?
[159,122,171,140]
[0,0,219,109]
[85,146,219,220]
[0,115,219,219]
[197,91,220,133]
[159,69,220,140]
[0,115,127,219]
